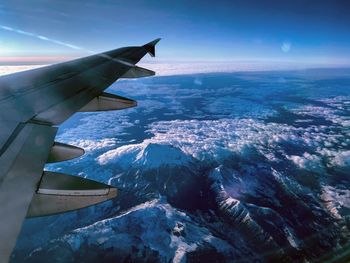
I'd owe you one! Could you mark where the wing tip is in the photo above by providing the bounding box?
[145,38,161,46]
[143,38,161,57]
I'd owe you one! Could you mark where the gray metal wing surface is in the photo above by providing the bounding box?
[0,38,160,262]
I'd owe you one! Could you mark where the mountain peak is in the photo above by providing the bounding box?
[97,142,193,169]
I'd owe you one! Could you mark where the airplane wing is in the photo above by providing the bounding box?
[0,38,160,261]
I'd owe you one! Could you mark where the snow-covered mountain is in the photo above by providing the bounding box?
[25,199,238,263]
[22,135,348,262]
[97,142,194,169]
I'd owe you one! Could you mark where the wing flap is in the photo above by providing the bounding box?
[79,92,137,112]
[47,142,85,163]
[121,66,155,79]
[27,171,117,217]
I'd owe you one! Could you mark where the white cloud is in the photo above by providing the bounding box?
[147,119,319,162]
[97,96,349,168]
[0,65,44,76]
[1,59,344,80]
[139,60,325,76]
[57,111,135,143]
[287,153,324,173]
[293,104,350,127]
[331,150,350,167]
[96,111,348,169]
[69,138,118,153]
[137,99,167,114]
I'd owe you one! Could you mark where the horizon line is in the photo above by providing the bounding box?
[1,62,350,78]
[1,56,350,66]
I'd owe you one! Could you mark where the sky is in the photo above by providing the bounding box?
[0,0,350,66]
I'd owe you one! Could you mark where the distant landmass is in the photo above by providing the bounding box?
[11,69,350,262]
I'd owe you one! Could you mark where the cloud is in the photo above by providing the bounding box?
[287,153,324,173]
[139,60,326,76]
[56,111,135,146]
[69,138,118,153]
[96,95,349,168]
[96,113,347,169]
[1,60,338,77]
[0,65,44,76]
[331,150,350,167]
[292,104,350,127]
[137,99,167,114]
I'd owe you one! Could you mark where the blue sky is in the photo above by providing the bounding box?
[0,0,350,64]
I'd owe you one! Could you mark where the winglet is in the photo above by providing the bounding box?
[143,38,161,57]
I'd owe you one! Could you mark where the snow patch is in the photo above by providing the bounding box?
[321,186,350,219]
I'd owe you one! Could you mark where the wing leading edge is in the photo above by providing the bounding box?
[0,38,160,262]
